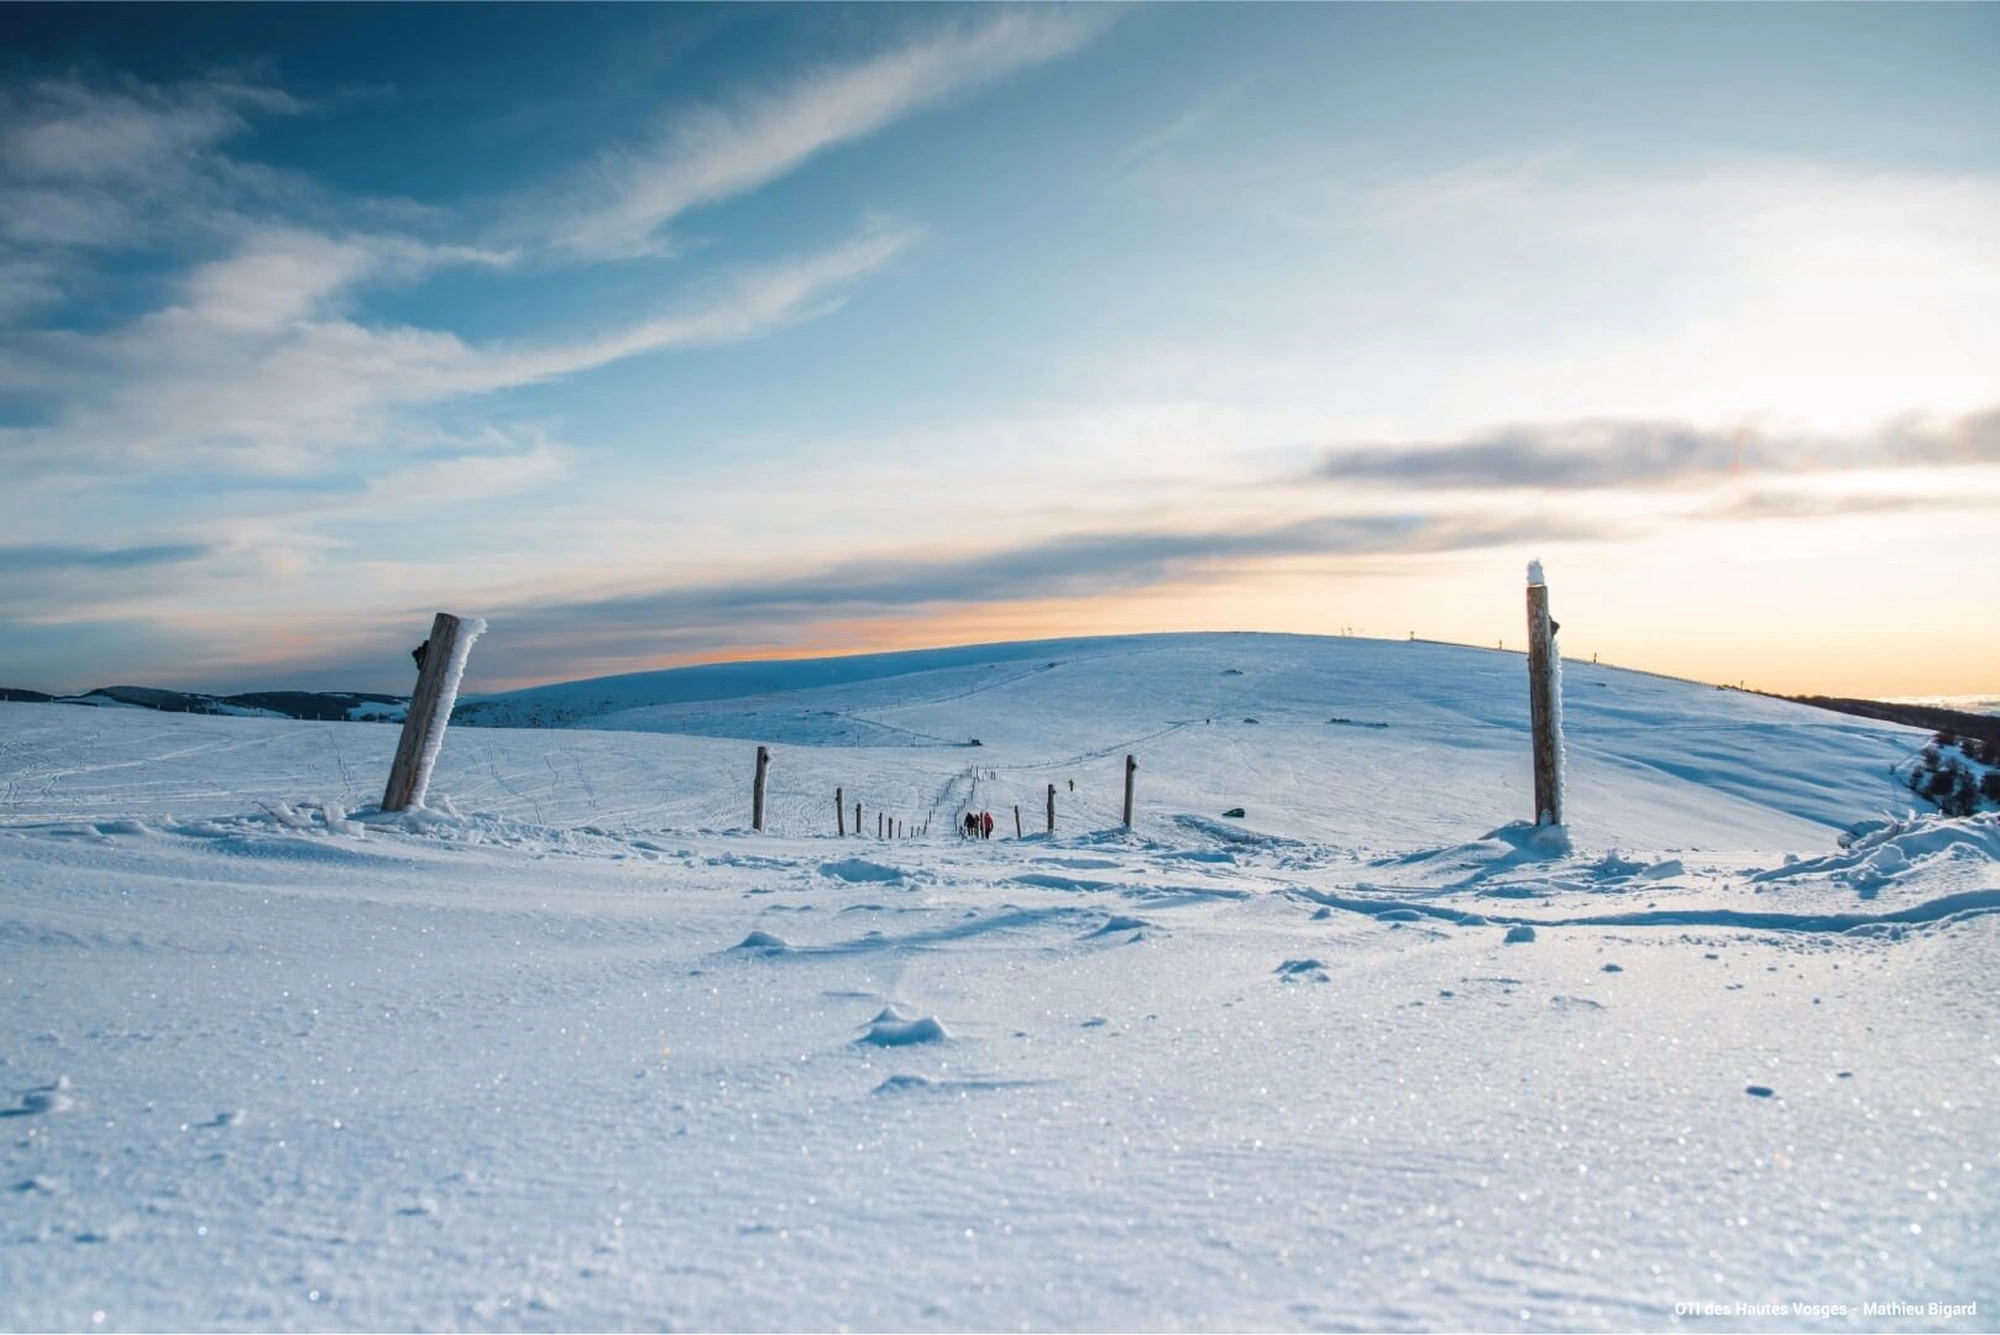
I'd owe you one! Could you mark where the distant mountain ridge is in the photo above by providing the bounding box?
[1783,695,2000,749]
[0,684,408,722]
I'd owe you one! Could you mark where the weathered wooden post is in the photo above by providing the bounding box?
[1122,754,1136,829]
[1526,560,1564,826]
[878,810,884,839]
[750,746,770,831]
[1013,805,1022,838]
[836,787,845,836]
[381,612,486,813]
[855,801,862,837]
[1047,782,1056,834]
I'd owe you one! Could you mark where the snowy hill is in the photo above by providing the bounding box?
[456,633,1928,853]
[2,632,1995,1329]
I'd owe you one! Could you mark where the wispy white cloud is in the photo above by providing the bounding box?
[552,8,1104,258]
[177,226,518,334]
[359,430,568,505]
[0,76,304,255]
[0,76,295,184]
[3,218,917,478]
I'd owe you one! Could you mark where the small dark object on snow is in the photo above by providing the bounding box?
[1243,717,1259,725]
[1745,1085,1775,1098]
[1221,668,1244,676]
[411,640,430,672]
[967,738,982,747]
[1222,807,1246,819]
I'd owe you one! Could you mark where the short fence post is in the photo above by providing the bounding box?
[1123,753,1136,829]
[1013,805,1022,838]
[752,745,770,832]
[381,611,486,813]
[836,787,845,836]
[1526,561,1564,826]
[1047,782,1056,833]
[878,810,884,839]
[855,801,862,837]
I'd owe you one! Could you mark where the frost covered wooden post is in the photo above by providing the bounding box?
[752,746,770,832]
[381,612,486,813]
[1123,753,1136,829]
[1526,560,1565,826]
[1047,782,1056,834]
[836,787,845,836]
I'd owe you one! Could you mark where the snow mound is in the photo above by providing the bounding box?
[733,930,790,953]
[858,1006,949,1046]
[818,858,904,885]
[1751,812,2000,893]
[8,1076,75,1116]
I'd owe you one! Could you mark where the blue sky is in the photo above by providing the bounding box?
[3,4,1997,696]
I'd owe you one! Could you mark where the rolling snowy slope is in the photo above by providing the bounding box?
[1,634,1995,1331]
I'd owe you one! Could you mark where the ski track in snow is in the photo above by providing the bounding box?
[0,633,1995,1330]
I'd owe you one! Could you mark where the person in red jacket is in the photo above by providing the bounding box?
[981,811,994,840]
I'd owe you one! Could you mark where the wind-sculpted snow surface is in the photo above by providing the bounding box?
[0,634,1994,1330]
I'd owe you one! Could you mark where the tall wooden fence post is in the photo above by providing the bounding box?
[1047,783,1056,834]
[1123,754,1136,829]
[751,746,770,831]
[855,801,862,837]
[1013,805,1022,838]
[381,612,486,813]
[878,810,884,839]
[1526,560,1564,826]
[836,787,845,836]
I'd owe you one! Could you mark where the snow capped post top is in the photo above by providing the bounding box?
[1526,559,1546,587]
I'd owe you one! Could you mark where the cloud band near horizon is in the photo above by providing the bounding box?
[1314,405,2000,490]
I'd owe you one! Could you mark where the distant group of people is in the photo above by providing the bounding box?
[962,810,995,840]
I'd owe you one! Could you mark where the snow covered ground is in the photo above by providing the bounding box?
[2,633,1995,1331]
